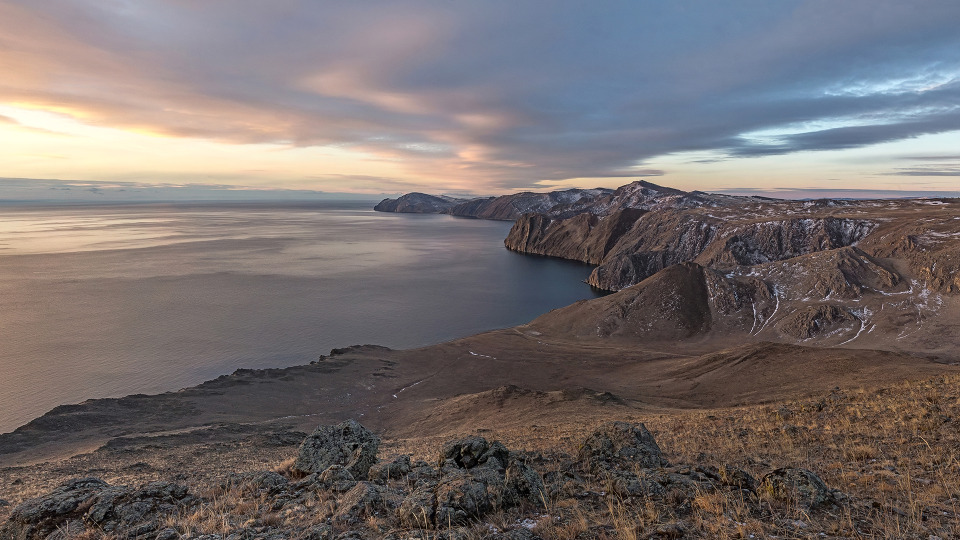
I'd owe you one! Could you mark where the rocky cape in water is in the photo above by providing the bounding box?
[3,180,960,538]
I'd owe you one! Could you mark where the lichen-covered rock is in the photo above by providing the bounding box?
[605,469,666,498]
[503,460,547,507]
[434,471,492,527]
[397,437,545,529]
[226,470,289,495]
[578,422,668,471]
[293,420,380,479]
[1,478,109,540]
[369,454,413,482]
[333,481,398,525]
[760,467,835,509]
[397,487,436,529]
[440,436,508,470]
[320,464,358,493]
[493,528,544,540]
[0,478,195,540]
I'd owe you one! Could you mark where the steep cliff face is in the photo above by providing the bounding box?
[374,193,467,213]
[508,207,880,292]
[503,208,646,264]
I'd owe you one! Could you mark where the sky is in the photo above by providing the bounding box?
[1,1,959,199]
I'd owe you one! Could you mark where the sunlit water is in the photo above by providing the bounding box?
[0,201,602,433]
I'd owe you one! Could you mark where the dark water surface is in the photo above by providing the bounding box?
[0,201,602,433]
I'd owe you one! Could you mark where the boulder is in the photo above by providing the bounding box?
[332,482,398,525]
[1,478,109,540]
[225,470,289,495]
[440,436,508,470]
[293,420,380,479]
[397,487,436,529]
[398,436,545,529]
[369,454,413,482]
[760,467,834,509]
[578,422,667,471]
[0,478,195,540]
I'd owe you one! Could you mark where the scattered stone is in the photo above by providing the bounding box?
[760,467,835,509]
[578,422,668,471]
[293,419,381,479]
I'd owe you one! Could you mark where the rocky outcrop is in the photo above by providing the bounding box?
[503,208,646,264]
[0,420,845,539]
[293,419,380,478]
[760,467,836,509]
[577,422,668,471]
[374,193,468,213]
[777,305,856,339]
[0,478,196,540]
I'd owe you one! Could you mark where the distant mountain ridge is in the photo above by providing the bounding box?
[375,187,613,221]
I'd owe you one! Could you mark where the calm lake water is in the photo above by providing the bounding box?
[0,201,602,433]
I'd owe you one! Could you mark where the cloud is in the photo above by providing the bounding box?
[718,186,960,199]
[2,1,960,190]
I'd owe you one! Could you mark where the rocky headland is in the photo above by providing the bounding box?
[4,180,960,538]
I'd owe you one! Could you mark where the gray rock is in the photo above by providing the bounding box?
[699,464,756,491]
[293,419,381,479]
[434,471,491,527]
[0,477,109,540]
[155,528,180,540]
[605,470,665,498]
[319,464,358,493]
[578,422,667,471]
[302,523,334,540]
[494,528,543,540]
[760,467,835,509]
[0,478,194,540]
[369,454,412,482]
[440,436,508,470]
[226,470,289,495]
[503,460,547,507]
[332,481,397,525]
[397,487,436,529]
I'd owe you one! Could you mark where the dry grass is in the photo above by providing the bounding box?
[2,374,959,538]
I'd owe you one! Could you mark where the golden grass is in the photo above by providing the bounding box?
[2,374,959,538]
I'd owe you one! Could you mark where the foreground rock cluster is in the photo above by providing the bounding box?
[1,420,840,539]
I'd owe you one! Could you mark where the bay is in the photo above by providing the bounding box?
[0,201,602,433]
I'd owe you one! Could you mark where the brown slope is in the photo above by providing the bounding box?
[644,341,949,408]
[527,262,711,340]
